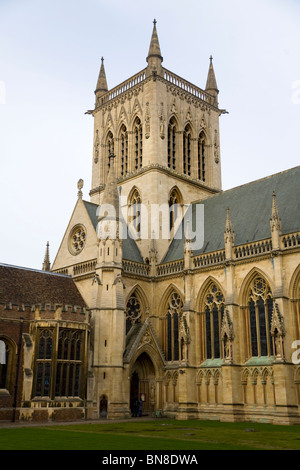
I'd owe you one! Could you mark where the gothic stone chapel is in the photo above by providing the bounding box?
[1,21,300,425]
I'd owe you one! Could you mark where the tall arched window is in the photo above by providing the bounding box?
[126,292,142,334]
[133,117,143,170]
[106,131,114,172]
[55,330,83,398]
[0,339,10,390]
[129,189,142,237]
[35,329,53,397]
[183,124,192,176]
[247,276,274,358]
[198,131,206,181]
[165,292,183,361]
[202,283,225,360]
[168,117,177,170]
[169,187,182,232]
[120,124,128,176]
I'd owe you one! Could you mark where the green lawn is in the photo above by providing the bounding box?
[0,419,300,450]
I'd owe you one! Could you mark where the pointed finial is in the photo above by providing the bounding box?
[42,241,51,272]
[270,190,281,232]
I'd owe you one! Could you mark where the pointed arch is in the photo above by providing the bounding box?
[119,123,128,177]
[128,186,142,238]
[168,116,178,170]
[117,105,129,128]
[168,186,183,232]
[126,284,150,314]
[130,98,143,127]
[132,116,143,170]
[198,129,207,182]
[196,276,225,312]
[183,123,193,176]
[239,267,274,306]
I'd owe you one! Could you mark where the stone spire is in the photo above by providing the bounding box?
[42,242,51,272]
[95,57,108,96]
[146,19,163,75]
[206,56,219,104]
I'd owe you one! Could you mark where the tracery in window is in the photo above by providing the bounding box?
[202,284,225,360]
[129,188,142,237]
[247,276,274,358]
[183,124,192,176]
[126,293,142,334]
[120,124,128,176]
[168,117,177,170]
[133,117,143,170]
[165,292,183,361]
[198,131,206,181]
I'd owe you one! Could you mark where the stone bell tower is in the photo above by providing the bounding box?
[87,19,226,262]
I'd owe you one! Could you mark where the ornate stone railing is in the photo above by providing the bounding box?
[122,260,150,276]
[282,232,300,249]
[234,240,272,259]
[73,260,97,276]
[193,250,225,268]
[163,68,215,105]
[98,69,147,106]
[157,260,184,276]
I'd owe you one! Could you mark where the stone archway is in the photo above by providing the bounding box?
[130,352,156,416]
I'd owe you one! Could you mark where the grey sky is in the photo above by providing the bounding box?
[0,0,299,269]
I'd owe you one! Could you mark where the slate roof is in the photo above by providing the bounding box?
[163,166,300,263]
[0,264,86,308]
[83,201,144,263]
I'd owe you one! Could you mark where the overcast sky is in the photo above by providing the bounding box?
[0,0,299,270]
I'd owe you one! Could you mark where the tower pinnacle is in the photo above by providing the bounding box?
[95,56,108,96]
[146,19,163,73]
[206,56,219,104]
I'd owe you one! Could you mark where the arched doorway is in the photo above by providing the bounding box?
[130,352,156,416]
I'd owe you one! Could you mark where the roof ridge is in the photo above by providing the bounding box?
[0,263,71,278]
[192,165,300,205]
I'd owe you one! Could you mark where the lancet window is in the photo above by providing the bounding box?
[129,189,142,237]
[120,124,128,176]
[168,117,177,170]
[134,117,143,170]
[169,187,182,232]
[183,124,192,176]
[198,131,206,182]
[247,276,274,358]
[165,292,183,361]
